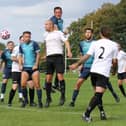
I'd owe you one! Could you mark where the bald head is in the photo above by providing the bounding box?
[45,20,54,32]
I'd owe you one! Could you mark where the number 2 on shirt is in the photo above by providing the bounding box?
[98,47,105,59]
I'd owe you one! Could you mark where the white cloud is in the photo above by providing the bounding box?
[0,0,120,43]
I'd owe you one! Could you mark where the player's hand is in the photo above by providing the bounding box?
[69,63,78,70]
[41,56,46,61]
[32,65,38,70]
[67,51,72,58]
[19,65,23,71]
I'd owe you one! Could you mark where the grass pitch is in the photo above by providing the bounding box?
[0,73,126,126]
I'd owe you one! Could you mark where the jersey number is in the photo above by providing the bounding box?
[98,47,105,59]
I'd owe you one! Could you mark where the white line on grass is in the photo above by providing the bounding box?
[0,105,82,115]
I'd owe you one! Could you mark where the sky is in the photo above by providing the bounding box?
[0,0,120,43]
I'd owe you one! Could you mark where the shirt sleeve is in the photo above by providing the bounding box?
[43,32,48,43]
[19,45,23,56]
[33,42,40,53]
[59,31,68,42]
[11,47,17,57]
[50,16,57,25]
[79,43,83,54]
[87,42,95,56]
[113,46,118,59]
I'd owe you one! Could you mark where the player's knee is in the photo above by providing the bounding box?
[35,85,41,89]
[29,84,34,89]
[46,78,52,83]
[12,85,18,90]
[3,79,8,84]
[95,87,105,93]
[57,73,64,80]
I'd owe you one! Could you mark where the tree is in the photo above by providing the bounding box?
[68,0,126,58]
[0,43,5,50]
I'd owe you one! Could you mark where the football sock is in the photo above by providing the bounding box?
[119,85,126,96]
[85,92,103,117]
[22,88,28,103]
[72,90,79,102]
[1,83,7,94]
[37,89,42,103]
[59,80,65,98]
[54,76,59,88]
[29,88,35,103]
[107,82,118,98]
[8,89,16,104]
[46,83,52,100]
[97,94,104,112]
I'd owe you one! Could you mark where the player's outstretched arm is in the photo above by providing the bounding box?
[64,40,72,58]
[69,54,90,70]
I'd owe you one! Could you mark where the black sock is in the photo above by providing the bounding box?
[85,92,103,117]
[119,85,126,96]
[72,90,79,102]
[18,82,22,93]
[97,94,104,112]
[59,80,66,98]
[46,83,52,100]
[22,88,28,103]
[37,89,42,103]
[54,76,59,88]
[8,89,16,104]
[29,88,35,103]
[107,82,118,98]
[1,83,7,94]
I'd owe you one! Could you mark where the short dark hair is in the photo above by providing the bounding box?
[23,31,31,35]
[54,6,62,12]
[7,41,14,45]
[100,26,111,38]
[85,28,93,33]
[19,35,23,40]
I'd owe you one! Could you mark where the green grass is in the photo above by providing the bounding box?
[0,73,126,126]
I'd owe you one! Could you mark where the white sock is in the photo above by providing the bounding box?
[1,93,4,99]
[19,93,23,98]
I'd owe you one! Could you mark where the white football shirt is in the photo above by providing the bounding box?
[11,45,21,72]
[87,38,118,77]
[117,50,126,73]
[44,30,67,56]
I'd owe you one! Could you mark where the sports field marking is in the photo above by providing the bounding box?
[0,105,82,115]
